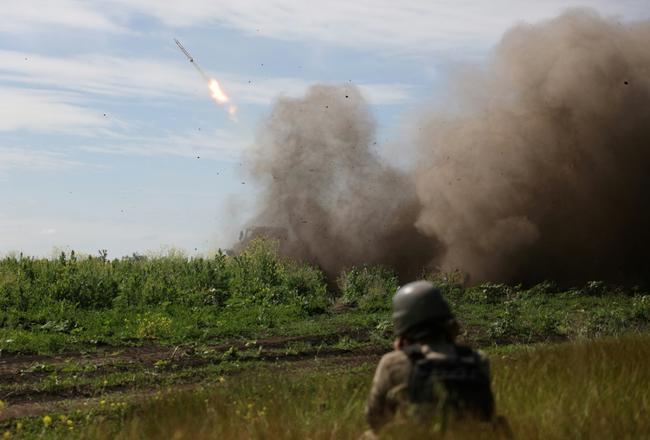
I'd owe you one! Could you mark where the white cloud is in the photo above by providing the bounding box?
[109,0,650,53]
[1,0,125,34]
[0,88,109,134]
[0,50,413,106]
[0,50,198,98]
[80,128,253,162]
[0,146,87,171]
[3,1,648,54]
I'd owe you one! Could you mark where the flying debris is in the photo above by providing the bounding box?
[174,38,237,120]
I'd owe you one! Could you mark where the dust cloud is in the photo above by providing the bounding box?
[244,9,650,284]
[246,84,441,278]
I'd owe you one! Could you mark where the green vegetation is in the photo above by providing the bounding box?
[3,334,648,439]
[0,241,330,354]
[1,243,649,438]
[338,266,399,310]
[1,242,650,355]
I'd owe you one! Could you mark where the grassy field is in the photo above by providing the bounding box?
[2,334,648,439]
[1,243,649,438]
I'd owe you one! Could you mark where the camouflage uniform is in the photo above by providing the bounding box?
[363,280,498,438]
[365,342,490,434]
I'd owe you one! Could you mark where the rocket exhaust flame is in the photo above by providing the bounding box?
[208,79,228,103]
[174,38,237,120]
[208,78,237,121]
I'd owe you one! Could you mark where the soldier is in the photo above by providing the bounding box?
[363,280,504,438]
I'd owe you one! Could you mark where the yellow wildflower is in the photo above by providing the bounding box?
[100,400,106,406]
[218,376,226,383]
[43,415,52,427]
[15,423,22,432]
[0,400,5,410]
[67,419,74,427]
[3,431,11,439]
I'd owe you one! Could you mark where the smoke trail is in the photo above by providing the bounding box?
[245,84,441,278]
[245,9,650,284]
[414,9,650,284]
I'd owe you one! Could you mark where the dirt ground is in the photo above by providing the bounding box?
[0,332,383,421]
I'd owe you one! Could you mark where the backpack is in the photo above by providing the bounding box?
[403,344,495,422]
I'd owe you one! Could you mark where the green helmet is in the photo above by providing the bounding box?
[392,280,453,336]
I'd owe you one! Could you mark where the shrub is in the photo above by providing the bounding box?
[136,312,173,339]
[226,239,329,314]
[488,300,521,340]
[338,266,398,311]
[525,281,560,296]
[422,270,466,301]
[466,283,512,304]
[581,280,608,296]
[226,239,285,304]
[282,262,329,315]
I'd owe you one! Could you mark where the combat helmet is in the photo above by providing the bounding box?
[392,280,454,337]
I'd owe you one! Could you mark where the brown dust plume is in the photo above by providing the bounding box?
[245,9,650,284]
[246,84,441,279]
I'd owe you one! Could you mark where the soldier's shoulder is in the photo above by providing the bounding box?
[378,349,410,368]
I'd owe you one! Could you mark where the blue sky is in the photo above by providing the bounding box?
[2,0,648,257]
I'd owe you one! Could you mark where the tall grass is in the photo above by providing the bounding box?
[79,334,650,439]
[0,242,332,352]
[0,242,328,312]
[494,335,650,439]
[1,243,650,354]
